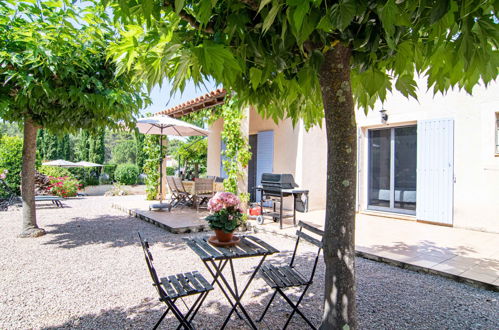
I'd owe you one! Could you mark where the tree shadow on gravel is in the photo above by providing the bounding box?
[40,295,319,330]
[42,214,204,250]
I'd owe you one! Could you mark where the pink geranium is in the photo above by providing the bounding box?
[207,191,241,212]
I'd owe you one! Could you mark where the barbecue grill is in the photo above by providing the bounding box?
[255,173,309,229]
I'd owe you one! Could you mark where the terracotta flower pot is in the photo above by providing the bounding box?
[214,229,234,242]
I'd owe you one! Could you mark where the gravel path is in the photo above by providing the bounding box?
[0,196,497,329]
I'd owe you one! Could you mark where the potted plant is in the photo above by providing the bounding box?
[206,192,243,242]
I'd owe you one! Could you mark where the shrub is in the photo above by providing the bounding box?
[103,164,117,182]
[114,163,139,185]
[0,136,23,196]
[48,176,81,197]
[39,166,74,179]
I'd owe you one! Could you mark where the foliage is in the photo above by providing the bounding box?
[88,130,106,164]
[111,140,137,164]
[171,137,207,178]
[39,166,74,180]
[48,176,81,198]
[135,130,146,171]
[102,164,117,182]
[114,163,139,185]
[205,192,243,233]
[110,0,497,125]
[37,130,72,161]
[0,0,147,133]
[0,136,23,196]
[220,99,251,194]
[166,166,176,176]
[143,134,161,200]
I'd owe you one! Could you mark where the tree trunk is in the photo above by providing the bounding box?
[319,43,357,329]
[194,163,199,178]
[19,118,45,238]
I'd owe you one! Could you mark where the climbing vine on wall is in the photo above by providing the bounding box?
[220,97,251,196]
[142,134,160,200]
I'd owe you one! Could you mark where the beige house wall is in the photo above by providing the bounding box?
[206,107,328,211]
[356,78,499,233]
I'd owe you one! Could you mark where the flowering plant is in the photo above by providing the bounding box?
[205,192,243,233]
[48,176,82,198]
[0,169,8,180]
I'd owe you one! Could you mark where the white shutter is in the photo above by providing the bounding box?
[256,130,274,201]
[416,118,454,224]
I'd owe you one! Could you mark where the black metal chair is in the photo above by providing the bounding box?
[138,233,213,329]
[257,221,323,329]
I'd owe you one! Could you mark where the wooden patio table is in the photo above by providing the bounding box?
[181,181,224,195]
[183,235,279,329]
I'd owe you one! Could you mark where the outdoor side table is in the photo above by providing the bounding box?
[183,235,279,329]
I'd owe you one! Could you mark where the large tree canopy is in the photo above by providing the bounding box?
[0,0,148,237]
[108,0,497,328]
[109,0,497,124]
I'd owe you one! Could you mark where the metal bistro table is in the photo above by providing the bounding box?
[183,235,279,329]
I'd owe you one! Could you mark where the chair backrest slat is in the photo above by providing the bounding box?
[296,230,323,248]
[194,178,214,194]
[297,220,324,236]
[138,233,167,300]
[166,176,179,193]
[173,177,188,193]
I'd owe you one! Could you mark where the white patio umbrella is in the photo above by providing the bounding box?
[136,115,209,210]
[42,159,79,167]
[75,161,103,167]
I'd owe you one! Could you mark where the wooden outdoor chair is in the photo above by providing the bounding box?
[166,176,181,207]
[193,178,215,212]
[257,221,323,329]
[172,176,194,207]
[138,233,213,330]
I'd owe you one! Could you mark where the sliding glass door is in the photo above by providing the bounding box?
[368,125,417,214]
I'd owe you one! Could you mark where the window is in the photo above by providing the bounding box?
[496,113,499,155]
[367,125,417,215]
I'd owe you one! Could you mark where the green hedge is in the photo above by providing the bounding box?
[0,136,23,196]
[114,163,139,185]
[166,166,175,176]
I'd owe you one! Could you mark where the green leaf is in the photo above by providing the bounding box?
[330,0,356,31]
[317,15,332,32]
[258,0,272,13]
[262,3,281,34]
[292,1,309,32]
[249,67,262,90]
[395,74,417,99]
[174,0,185,14]
[430,0,450,24]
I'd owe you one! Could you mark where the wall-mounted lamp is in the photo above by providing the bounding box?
[380,109,388,124]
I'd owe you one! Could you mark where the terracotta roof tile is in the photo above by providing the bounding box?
[156,88,227,118]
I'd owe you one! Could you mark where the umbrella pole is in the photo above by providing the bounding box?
[159,130,163,203]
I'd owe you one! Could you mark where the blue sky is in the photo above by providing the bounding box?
[141,79,219,116]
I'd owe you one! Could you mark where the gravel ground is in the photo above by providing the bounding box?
[0,196,497,330]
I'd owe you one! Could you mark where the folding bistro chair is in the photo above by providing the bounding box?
[193,178,214,212]
[138,233,213,329]
[257,221,323,329]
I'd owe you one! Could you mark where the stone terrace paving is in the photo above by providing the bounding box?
[113,195,499,290]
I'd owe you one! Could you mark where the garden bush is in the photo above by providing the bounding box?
[0,136,23,196]
[48,176,81,197]
[39,166,74,180]
[114,163,139,185]
[103,164,117,182]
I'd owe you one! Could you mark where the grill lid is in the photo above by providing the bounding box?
[261,173,298,190]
